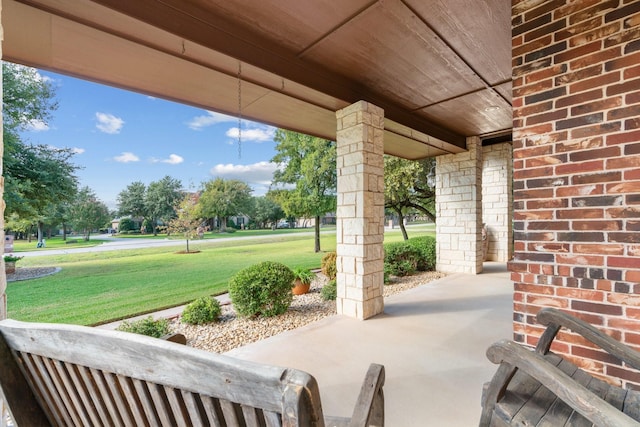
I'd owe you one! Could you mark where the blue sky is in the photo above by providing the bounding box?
[19,69,280,210]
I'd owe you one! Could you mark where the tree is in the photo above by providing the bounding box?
[250,196,284,229]
[144,176,183,235]
[117,181,147,219]
[3,62,79,242]
[384,155,436,240]
[163,194,203,253]
[198,178,252,232]
[69,187,111,240]
[270,129,336,252]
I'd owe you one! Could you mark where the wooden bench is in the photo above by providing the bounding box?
[481,307,640,427]
[0,319,385,426]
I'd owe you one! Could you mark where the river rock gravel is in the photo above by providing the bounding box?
[170,271,447,353]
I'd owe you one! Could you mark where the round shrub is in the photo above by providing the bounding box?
[116,316,170,338]
[229,261,295,317]
[407,235,437,271]
[181,296,221,325]
[384,241,422,277]
[321,279,337,301]
[321,251,337,280]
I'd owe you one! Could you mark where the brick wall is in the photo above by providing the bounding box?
[511,0,640,387]
[482,143,514,262]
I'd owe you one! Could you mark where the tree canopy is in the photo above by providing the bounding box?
[198,178,252,231]
[384,155,436,240]
[145,176,183,235]
[3,62,80,241]
[69,187,110,241]
[163,194,203,253]
[270,129,336,252]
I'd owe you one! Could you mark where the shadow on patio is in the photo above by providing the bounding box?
[226,262,513,426]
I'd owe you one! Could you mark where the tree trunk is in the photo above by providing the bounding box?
[37,221,45,244]
[220,216,227,232]
[314,215,321,253]
[62,223,67,241]
[186,238,190,253]
[394,209,409,240]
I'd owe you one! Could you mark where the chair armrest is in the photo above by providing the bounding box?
[325,363,385,427]
[535,308,640,370]
[487,339,640,427]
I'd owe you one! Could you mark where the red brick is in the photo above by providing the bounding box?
[626,117,640,129]
[572,220,621,231]
[556,288,605,301]
[607,181,640,193]
[572,171,622,184]
[514,101,553,118]
[526,199,567,210]
[607,77,640,96]
[574,243,625,255]
[568,0,619,25]
[571,22,621,48]
[569,72,620,94]
[626,169,640,180]
[572,97,622,116]
[607,207,640,218]
[607,154,640,169]
[556,160,604,175]
[555,40,602,64]
[572,299,623,315]
[514,144,553,159]
[608,256,640,268]
[515,188,555,200]
[514,166,555,179]
[624,64,640,79]
[514,210,554,220]
[553,0,603,20]
[608,104,640,120]
[606,129,640,145]
[526,109,568,126]
[556,88,602,108]
[570,146,620,161]
[524,131,568,146]
[513,79,554,98]
[556,16,603,42]
[557,208,604,219]
[556,184,604,197]
[527,295,569,308]
[573,345,622,365]
[513,123,554,139]
[556,136,603,153]
[557,254,605,265]
[571,122,622,139]
[608,293,640,307]
[570,46,621,70]
[608,316,640,331]
[526,155,567,167]
[627,90,640,104]
[526,64,568,84]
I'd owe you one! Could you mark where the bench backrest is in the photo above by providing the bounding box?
[0,319,326,426]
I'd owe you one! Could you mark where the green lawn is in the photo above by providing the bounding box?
[7,226,434,326]
[11,236,99,252]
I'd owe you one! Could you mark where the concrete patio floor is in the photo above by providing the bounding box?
[226,262,513,426]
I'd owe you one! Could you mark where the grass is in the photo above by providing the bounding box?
[12,236,99,252]
[7,225,434,326]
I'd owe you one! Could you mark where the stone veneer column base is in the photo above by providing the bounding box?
[335,101,385,320]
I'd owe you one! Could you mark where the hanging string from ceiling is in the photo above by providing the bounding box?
[237,61,242,159]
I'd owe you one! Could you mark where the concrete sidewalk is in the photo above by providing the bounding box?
[226,262,513,426]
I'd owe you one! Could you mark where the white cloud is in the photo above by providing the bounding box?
[151,154,184,164]
[226,124,276,143]
[25,119,49,132]
[210,161,278,187]
[187,111,236,130]
[113,152,139,163]
[72,147,85,154]
[95,112,124,134]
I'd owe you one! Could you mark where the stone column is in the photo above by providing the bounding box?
[482,142,513,262]
[435,136,483,274]
[335,101,385,320]
[0,0,6,320]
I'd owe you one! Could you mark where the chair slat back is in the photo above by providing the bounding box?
[0,319,326,427]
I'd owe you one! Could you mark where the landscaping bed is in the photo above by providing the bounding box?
[170,270,446,353]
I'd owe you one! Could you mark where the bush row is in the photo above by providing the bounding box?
[117,236,435,338]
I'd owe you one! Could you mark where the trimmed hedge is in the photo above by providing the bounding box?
[116,316,170,338]
[384,242,422,277]
[228,261,295,317]
[407,235,437,271]
[181,296,221,325]
[321,279,337,300]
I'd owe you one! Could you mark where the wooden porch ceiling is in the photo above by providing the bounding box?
[2,0,512,160]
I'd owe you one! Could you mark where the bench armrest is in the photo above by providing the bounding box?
[487,340,640,427]
[535,308,640,370]
[324,363,385,427]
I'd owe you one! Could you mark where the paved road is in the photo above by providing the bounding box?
[17,231,333,257]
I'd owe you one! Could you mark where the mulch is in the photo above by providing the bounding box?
[6,267,60,282]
